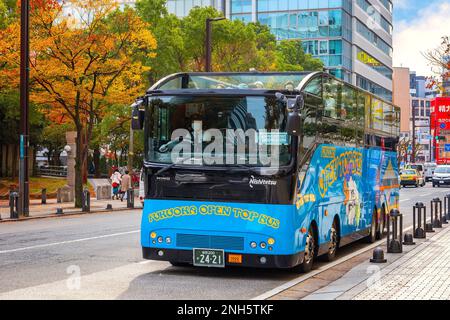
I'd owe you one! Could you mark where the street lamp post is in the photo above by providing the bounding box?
[205,17,225,72]
[18,0,30,218]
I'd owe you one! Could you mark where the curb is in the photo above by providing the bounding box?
[0,206,142,223]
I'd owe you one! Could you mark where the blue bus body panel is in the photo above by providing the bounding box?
[141,144,399,257]
[141,200,298,255]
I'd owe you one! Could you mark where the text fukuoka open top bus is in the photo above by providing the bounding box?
[131,71,400,272]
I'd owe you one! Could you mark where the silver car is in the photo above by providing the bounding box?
[432,165,450,187]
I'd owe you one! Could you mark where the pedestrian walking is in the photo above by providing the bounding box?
[110,169,122,200]
[120,170,132,202]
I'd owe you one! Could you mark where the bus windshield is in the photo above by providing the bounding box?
[145,95,292,167]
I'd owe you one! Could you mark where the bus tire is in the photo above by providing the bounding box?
[377,206,386,240]
[295,225,316,273]
[323,218,339,262]
[169,261,191,267]
[366,210,378,243]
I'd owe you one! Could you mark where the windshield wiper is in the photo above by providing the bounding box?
[153,157,198,176]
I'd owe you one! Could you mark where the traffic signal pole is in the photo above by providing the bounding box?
[18,0,30,218]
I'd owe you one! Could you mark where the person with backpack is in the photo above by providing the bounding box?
[110,169,122,200]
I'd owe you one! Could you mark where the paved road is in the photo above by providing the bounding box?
[0,184,448,299]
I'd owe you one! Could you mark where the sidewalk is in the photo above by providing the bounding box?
[301,223,450,300]
[0,195,142,221]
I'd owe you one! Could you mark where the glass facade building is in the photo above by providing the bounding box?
[163,0,393,101]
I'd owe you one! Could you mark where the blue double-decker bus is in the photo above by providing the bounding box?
[132,72,400,272]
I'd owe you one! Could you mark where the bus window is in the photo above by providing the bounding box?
[342,85,356,122]
[356,91,366,147]
[383,102,394,135]
[371,97,383,131]
[323,77,342,119]
[304,77,322,96]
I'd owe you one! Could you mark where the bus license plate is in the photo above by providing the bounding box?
[193,249,225,268]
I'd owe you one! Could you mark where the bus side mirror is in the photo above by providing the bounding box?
[286,94,304,136]
[131,99,145,130]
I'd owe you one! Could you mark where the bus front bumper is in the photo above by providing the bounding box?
[142,247,304,269]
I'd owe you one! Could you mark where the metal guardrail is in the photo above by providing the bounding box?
[36,166,67,177]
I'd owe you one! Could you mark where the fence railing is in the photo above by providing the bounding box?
[36,166,67,177]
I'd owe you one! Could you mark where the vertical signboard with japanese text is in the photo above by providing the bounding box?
[430,97,450,164]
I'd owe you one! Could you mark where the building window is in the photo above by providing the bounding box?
[356,0,392,35]
[356,48,393,80]
[355,19,392,57]
[356,74,392,102]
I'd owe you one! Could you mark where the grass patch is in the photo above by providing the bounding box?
[0,177,93,198]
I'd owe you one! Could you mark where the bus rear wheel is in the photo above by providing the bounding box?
[377,206,386,240]
[295,226,316,273]
[366,211,378,243]
[323,220,339,262]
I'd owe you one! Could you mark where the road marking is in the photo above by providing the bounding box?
[400,199,410,203]
[252,224,415,300]
[0,230,140,254]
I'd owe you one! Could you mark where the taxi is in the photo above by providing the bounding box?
[400,169,425,188]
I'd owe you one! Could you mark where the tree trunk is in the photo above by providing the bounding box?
[93,148,101,178]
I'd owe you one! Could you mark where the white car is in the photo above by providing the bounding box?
[432,165,450,187]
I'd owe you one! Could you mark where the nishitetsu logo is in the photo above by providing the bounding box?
[249,175,277,189]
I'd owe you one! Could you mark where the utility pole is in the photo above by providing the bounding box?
[205,17,225,72]
[19,0,30,218]
[412,105,416,163]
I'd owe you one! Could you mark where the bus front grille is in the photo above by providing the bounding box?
[176,234,244,251]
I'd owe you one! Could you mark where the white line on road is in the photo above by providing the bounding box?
[400,199,410,203]
[0,230,140,254]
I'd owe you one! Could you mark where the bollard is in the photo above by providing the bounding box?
[127,188,134,209]
[9,191,19,219]
[441,196,448,224]
[106,203,113,210]
[370,247,387,263]
[82,189,90,213]
[387,209,403,254]
[57,188,62,204]
[403,233,415,245]
[41,188,47,205]
[445,194,450,221]
[413,202,426,239]
[431,198,443,229]
[56,208,64,215]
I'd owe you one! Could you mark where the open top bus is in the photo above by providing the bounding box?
[132,71,400,272]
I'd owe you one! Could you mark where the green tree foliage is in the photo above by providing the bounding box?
[276,40,324,72]
[40,122,73,165]
[135,1,323,83]
[0,90,44,147]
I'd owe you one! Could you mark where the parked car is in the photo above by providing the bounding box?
[432,165,450,187]
[400,169,425,187]
[424,162,437,182]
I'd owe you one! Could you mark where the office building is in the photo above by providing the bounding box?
[394,67,434,162]
[227,0,393,101]
[131,1,395,101]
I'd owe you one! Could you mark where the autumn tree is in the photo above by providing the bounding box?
[0,0,156,206]
[424,36,450,96]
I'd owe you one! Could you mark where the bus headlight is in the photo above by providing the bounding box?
[268,238,275,245]
[165,237,172,244]
[150,232,157,239]
[250,241,257,249]
[157,236,163,243]
[260,242,267,249]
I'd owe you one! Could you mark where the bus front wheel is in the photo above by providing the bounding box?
[295,226,316,273]
[169,261,191,267]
